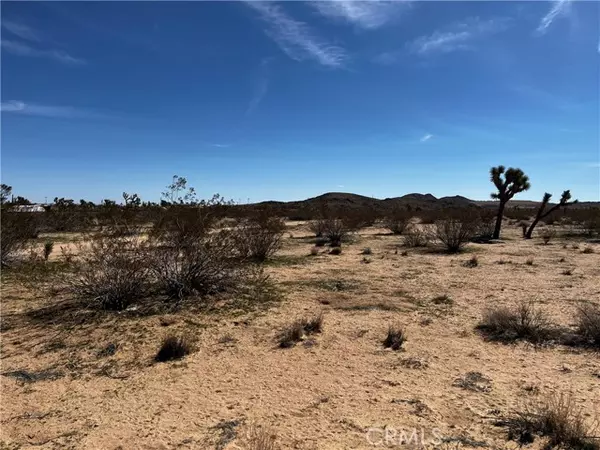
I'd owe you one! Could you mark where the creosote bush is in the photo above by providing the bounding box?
[233,217,285,262]
[476,301,555,344]
[505,393,598,449]
[1,211,38,267]
[70,234,149,310]
[403,226,429,248]
[434,218,478,252]
[155,334,192,362]
[575,303,600,348]
[383,324,406,350]
[384,208,411,235]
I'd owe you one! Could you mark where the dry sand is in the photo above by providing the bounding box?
[1,224,599,449]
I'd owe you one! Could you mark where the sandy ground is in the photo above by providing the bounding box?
[1,223,599,449]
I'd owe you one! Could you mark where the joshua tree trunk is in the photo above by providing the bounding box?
[493,201,505,239]
[525,217,541,239]
[525,191,576,239]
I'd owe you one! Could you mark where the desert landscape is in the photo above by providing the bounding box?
[1,172,599,450]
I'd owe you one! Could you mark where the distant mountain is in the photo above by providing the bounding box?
[249,192,598,216]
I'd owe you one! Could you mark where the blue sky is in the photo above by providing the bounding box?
[1,1,599,203]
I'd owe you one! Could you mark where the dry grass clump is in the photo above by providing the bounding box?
[582,246,595,254]
[574,303,600,348]
[476,301,555,344]
[504,393,598,449]
[463,255,478,268]
[233,217,284,262]
[525,257,534,266]
[155,334,193,362]
[277,313,323,348]
[383,324,406,350]
[453,371,492,392]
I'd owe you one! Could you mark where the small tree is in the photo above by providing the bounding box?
[525,190,577,239]
[490,166,530,239]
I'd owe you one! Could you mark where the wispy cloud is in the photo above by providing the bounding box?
[310,1,409,30]
[244,1,347,68]
[246,57,272,116]
[1,20,42,42]
[420,134,433,142]
[210,143,231,148]
[1,40,85,65]
[408,17,511,56]
[1,100,106,119]
[536,0,572,35]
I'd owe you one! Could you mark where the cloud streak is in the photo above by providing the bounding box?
[1,101,106,119]
[246,58,272,116]
[310,1,409,30]
[536,0,571,35]
[420,134,433,142]
[408,17,510,56]
[1,40,85,65]
[244,1,347,68]
[1,20,42,42]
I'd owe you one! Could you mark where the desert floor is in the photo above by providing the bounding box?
[1,223,599,449]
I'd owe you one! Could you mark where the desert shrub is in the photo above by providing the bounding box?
[434,217,479,252]
[476,301,555,344]
[383,324,406,350]
[562,269,573,276]
[505,393,598,449]
[43,241,54,261]
[540,228,556,245]
[582,247,595,254]
[322,218,348,247]
[149,229,243,300]
[463,255,479,268]
[361,247,372,255]
[150,206,217,250]
[244,425,279,450]
[575,303,600,348]
[70,234,149,310]
[155,335,192,362]
[234,217,284,262]
[309,218,328,237]
[1,211,39,266]
[277,314,323,348]
[384,208,411,235]
[403,226,429,247]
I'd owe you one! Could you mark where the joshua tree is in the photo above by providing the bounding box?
[525,190,577,239]
[490,166,530,239]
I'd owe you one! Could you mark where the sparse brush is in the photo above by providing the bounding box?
[525,257,534,266]
[303,313,323,334]
[233,217,284,262]
[383,324,406,350]
[384,209,411,235]
[70,235,149,310]
[434,217,478,252]
[540,228,555,245]
[431,294,453,305]
[245,424,279,450]
[463,255,478,268]
[361,247,372,255]
[400,250,409,257]
[476,301,555,344]
[582,247,595,254]
[155,335,192,362]
[277,320,305,348]
[504,392,598,449]
[361,257,371,264]
[329,247,342,255]
[43,241,54,261]
[403,227,429,248]
[562,269,574,276]
[575,303,600,348]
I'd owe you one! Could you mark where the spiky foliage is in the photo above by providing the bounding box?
[490,166,531,239]
[525,190,577,239]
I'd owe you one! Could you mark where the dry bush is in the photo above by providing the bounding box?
[403,226,429,247]
[383,324,406,350]
[434,218,478,252]
[384,208,412,235]
[149,229,243,300]
[244,424,279,450]
[476,301,555,344]
[582,247,595,254]
[525,257,534,266]
[155,334,192,362]
[323,218,348,247]
[70,234,149,310]
[463,255,479,268]
[308,218,328,237]
[234,217,284,262]
[505,393,598,449]
[575,303,600,348]
[540,228,556,245]
[277,314,323,348]
[1,211,38,266]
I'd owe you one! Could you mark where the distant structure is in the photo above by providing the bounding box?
[10,204,46,213]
